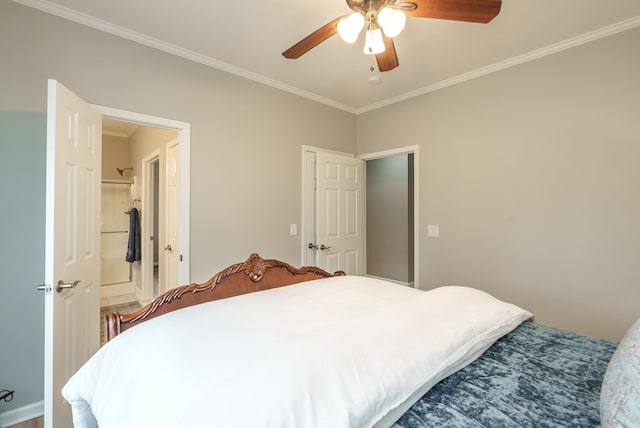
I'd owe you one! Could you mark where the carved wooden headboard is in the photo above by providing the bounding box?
[104,253,344,342]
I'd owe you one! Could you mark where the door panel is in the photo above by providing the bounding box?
[325,189,339,237]
[44,80,101,428]
[165,142,179,292]
[316,151,364,275]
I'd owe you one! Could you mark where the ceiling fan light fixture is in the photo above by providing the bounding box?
[377,7,406,38]
[363,28,385,55]
[337,12,365,43]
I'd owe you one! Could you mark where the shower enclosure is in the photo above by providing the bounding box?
[101,181,133,286]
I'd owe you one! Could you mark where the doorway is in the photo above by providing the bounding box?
[301,145,418,287]
[100,121,178,305]
[365,153,414,286]
[140,153,161,302]
[96,107,190,345]
[360,146,419,288]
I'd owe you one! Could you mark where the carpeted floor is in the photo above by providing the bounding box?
[100,301,142,345]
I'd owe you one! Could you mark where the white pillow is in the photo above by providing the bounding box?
[600,318,640,428]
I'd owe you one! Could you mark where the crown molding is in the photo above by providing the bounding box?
[11,0,357,114]
[356,16,640,114]
[102,129,133,138]
[12,0,639,115]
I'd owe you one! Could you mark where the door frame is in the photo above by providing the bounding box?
[140,150,161,302]
[359,145,419,289]
[93,104,191,286]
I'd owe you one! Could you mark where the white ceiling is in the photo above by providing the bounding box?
[15,0,640,113]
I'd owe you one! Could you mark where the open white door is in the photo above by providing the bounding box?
[165,140,179,292]
[43,80,101,428]
[316,151,364,275]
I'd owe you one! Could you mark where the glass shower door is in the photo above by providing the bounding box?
[101,182,132,285]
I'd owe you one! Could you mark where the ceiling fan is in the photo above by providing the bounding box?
[282,0,502,72]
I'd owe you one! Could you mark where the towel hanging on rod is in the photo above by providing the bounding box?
[126,207,141,263]
[125,198,141,215]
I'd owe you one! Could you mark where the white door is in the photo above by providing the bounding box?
[165,141,179,291]
[43,80,101,428]
[315,151,364,275]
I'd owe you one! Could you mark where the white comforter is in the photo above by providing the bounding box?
[62,276,532,428]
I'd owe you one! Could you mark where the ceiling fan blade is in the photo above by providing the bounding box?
[282,16,347,59]
[376,36,399,72]
[405,0,501,23]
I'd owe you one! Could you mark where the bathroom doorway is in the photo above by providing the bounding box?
[100,118,179,310]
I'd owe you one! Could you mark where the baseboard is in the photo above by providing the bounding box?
[0,401,43,427]
[136,289,152,306]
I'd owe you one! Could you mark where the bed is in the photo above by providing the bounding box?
[63,254,639,428]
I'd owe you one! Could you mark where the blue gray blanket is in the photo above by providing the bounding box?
[393,321,617,427]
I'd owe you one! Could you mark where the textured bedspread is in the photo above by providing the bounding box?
[63,280,532,428]
[394,321,617,428]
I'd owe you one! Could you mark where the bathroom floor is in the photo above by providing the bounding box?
[101,292,138,307]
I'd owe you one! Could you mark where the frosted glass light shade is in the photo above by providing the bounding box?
[337,13,365,43]
[363,28,385,55]
[378,7,406,38]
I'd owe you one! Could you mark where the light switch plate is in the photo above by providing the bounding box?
[427,224,440,238]
[290,224,297,236]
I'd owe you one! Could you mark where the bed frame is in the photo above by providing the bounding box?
[104,253,344,342]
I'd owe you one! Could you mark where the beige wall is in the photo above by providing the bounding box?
[128,125,178,296]
[0,1,355,415]
[357,27,640,341]
[0,1,356,281]
[102,135,131,181]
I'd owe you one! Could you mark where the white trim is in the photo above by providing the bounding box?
[92,104,191,286]
[359,145,419,289]
[14,1,640,114]
[301,145,356,158]
[356,17,640,114]
[11,0,355,114]
[13,3,639,115]
[0,401,44,427]
[15,0,640,114]
[300,149,315,267]
[102,129,133,138]
[359,145,419,161]
[140,150,161,303]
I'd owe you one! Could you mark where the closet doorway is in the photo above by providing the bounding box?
[360,146,419,288]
